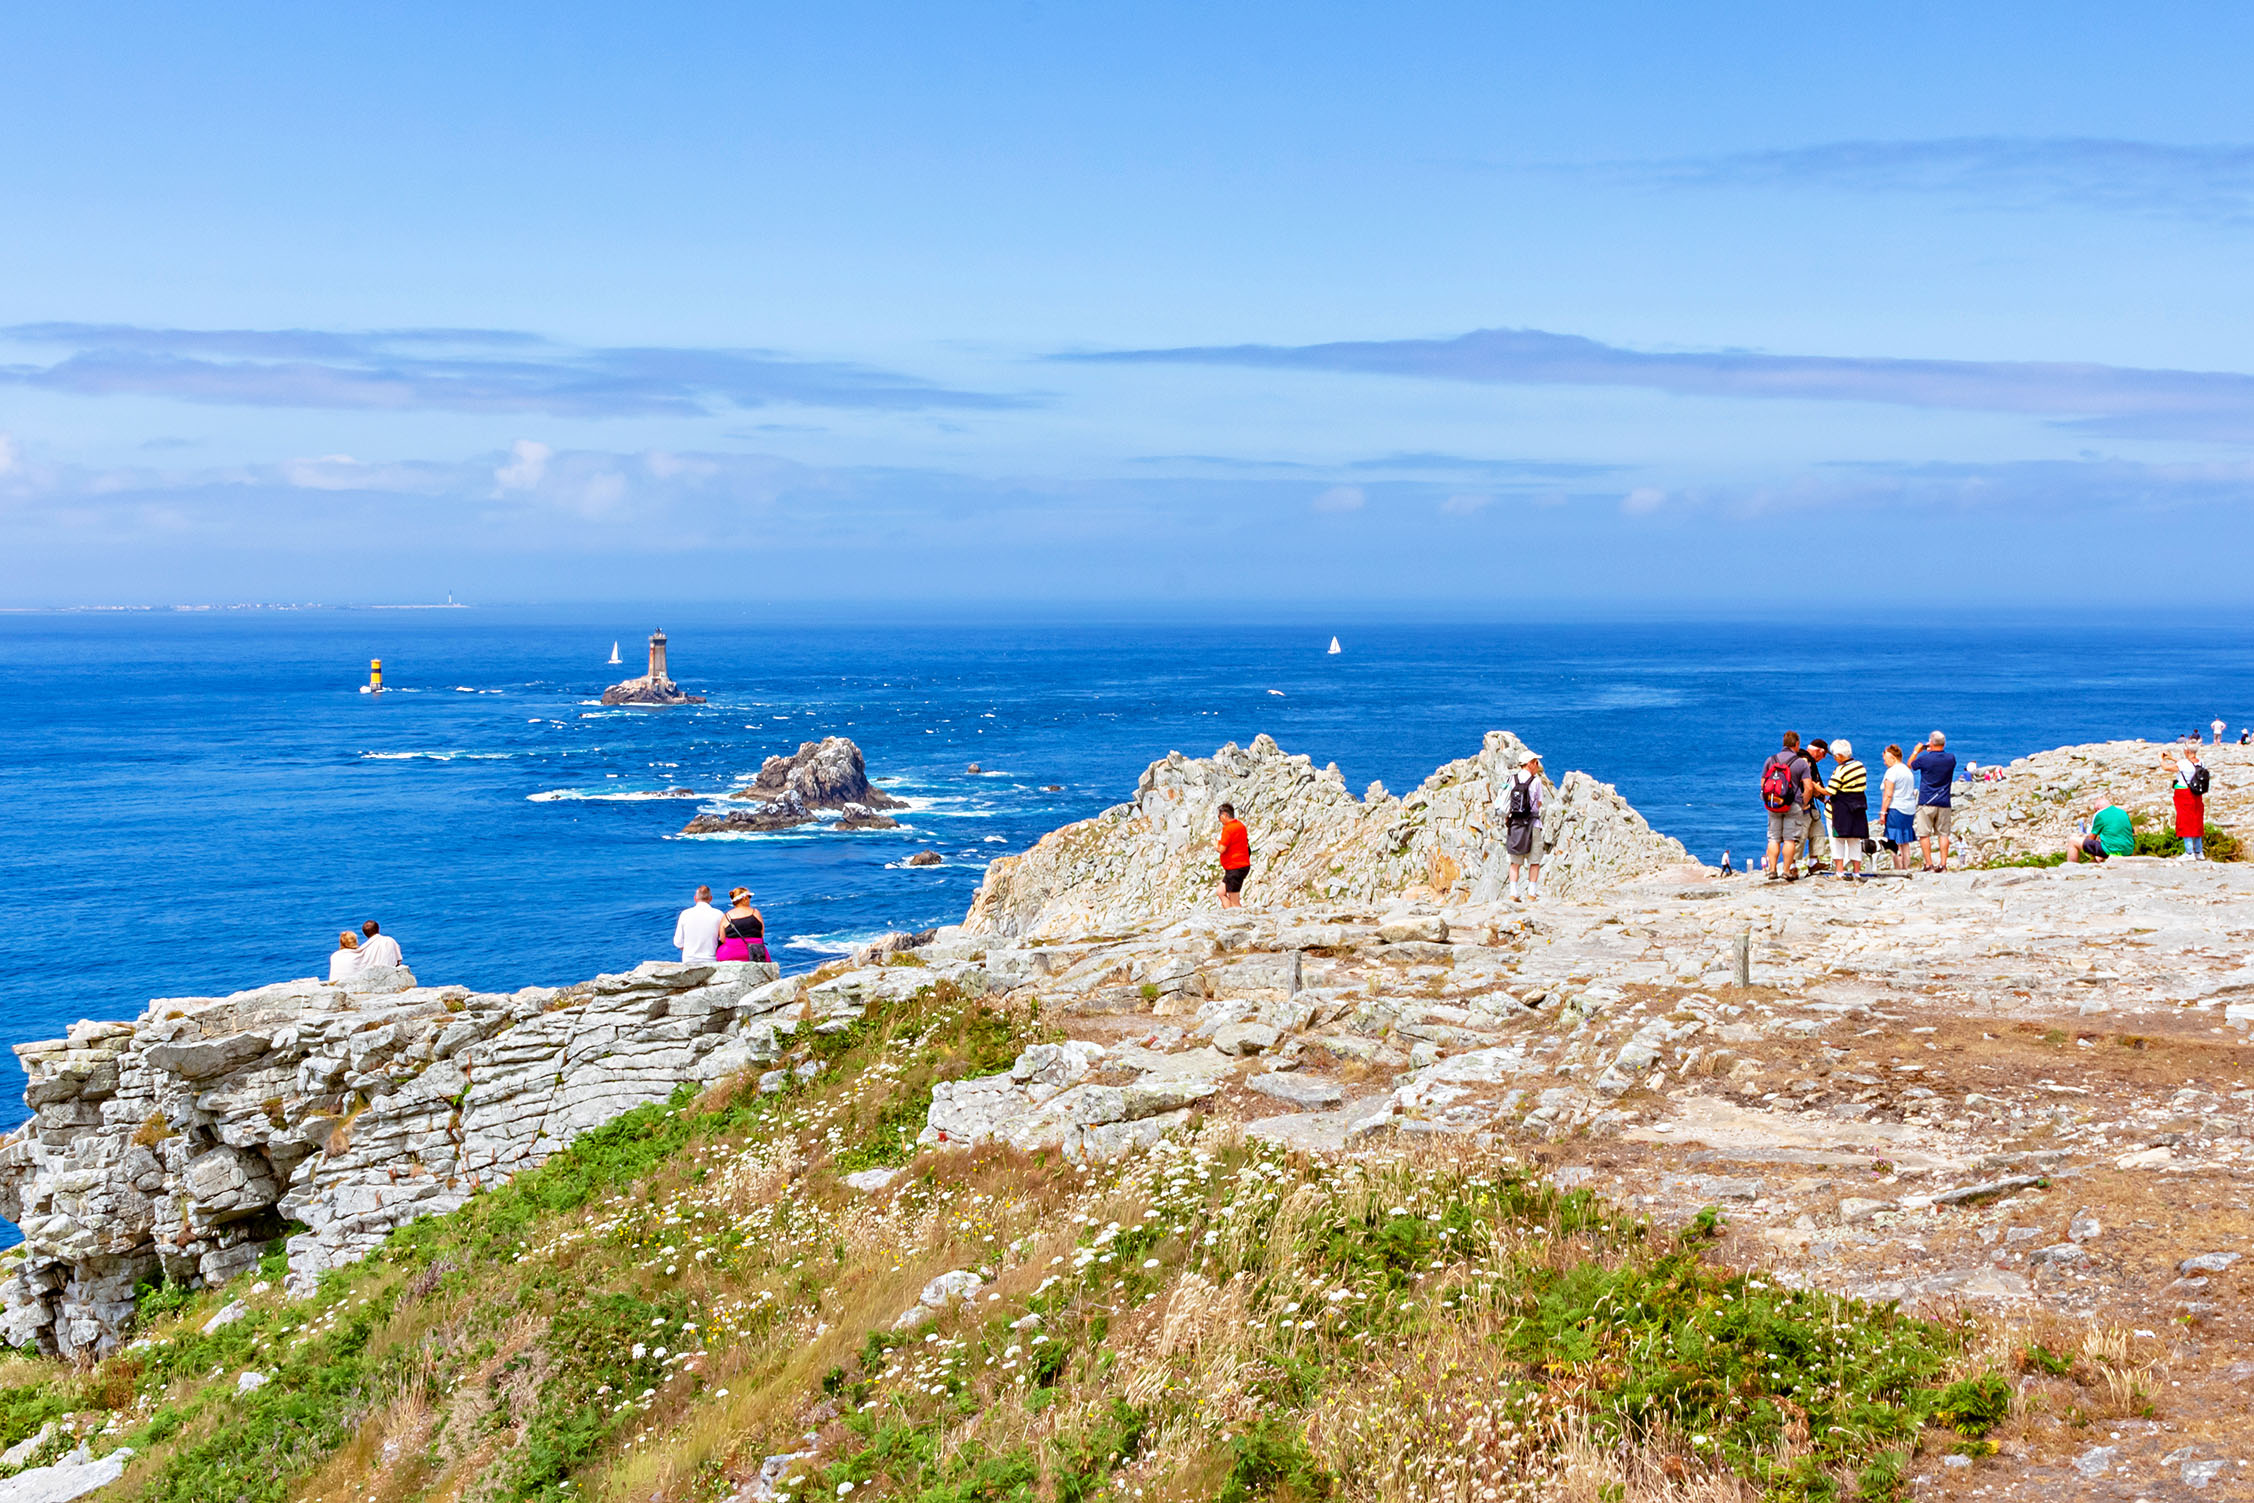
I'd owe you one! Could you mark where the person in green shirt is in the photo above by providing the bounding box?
[2066,797,2135,862]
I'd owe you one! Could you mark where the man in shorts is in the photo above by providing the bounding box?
[1908,731,1958,871]
[1761,732,1820,882]
[1799,737,1833,876]
[2066,796,2134,863]
[1216,803,1251,909]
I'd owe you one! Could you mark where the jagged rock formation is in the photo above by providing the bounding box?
[683,738,904,835]
[0,956,927,1358]
[963,732,1692,939]
[738,737,904,810]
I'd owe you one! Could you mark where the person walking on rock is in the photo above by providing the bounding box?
[357,920,403,970]
[1760,731,1819,882]
[1500,751,1546,901]
[2173,746,2209,860]
[1825,740,1870,880]
[1216,804,1252,909]
[1908,732,1957,872]
[672,884,727,961]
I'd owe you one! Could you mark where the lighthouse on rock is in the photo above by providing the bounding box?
[600,628,704,706]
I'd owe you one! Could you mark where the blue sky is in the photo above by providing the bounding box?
[5,3,2254,607]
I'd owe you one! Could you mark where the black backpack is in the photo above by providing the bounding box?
[2191,764,2212,797]
[1507,773,1537,820]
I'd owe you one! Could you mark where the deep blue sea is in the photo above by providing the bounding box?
[5,608,2249,1147]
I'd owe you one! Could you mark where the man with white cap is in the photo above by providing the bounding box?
[1498,749,1547,902]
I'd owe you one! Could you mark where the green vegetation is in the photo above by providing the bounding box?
[0,975,2054,1503]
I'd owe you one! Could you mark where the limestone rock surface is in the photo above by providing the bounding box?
[0,956,872,1357]
[962,732,1693,939]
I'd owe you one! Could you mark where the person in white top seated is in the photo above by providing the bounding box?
[328,930,363,981]
[672,885,726,962]
[357,920,404,970]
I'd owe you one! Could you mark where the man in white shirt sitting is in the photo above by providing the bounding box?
[357,920,404,970]
[672,886,726,962]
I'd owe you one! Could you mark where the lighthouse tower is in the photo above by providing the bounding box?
[601,627,701,705]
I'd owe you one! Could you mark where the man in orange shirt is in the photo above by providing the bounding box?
[1216,803,1252,909]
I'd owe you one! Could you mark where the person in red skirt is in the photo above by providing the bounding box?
[2171,745,2208,860]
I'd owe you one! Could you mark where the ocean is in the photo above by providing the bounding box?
[3,607,2246,1147]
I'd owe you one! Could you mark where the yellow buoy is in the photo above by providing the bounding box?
[369,657,383,694]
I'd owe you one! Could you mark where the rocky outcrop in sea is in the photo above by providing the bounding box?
[682,737,904,835]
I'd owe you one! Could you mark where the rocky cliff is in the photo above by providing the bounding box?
[962,731,1693,939]
[0,955,909,1358]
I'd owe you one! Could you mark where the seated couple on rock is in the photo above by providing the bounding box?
[673,884,772,963]
[328,920,404,980]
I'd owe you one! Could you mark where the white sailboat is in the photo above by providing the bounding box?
[607,641,622,665]
[1327,636,1341,655]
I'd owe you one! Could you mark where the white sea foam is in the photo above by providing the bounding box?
[526,788,706,803]
[792,932,890,956]
[360,751,512,761]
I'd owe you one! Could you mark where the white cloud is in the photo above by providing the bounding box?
[495,439,552,492]
[1312,484,1365,514]
[1621,486,1667,515]
[1440,492,1492,515]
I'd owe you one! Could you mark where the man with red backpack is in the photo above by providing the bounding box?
[1761,732,1822,882]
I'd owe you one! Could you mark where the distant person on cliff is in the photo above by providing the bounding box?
[1216,804,1252,909]
[328,930,362,981]
[2172,747,2209,860]
[2067,796,2135,863]
[673,885,727,961]
[1908,732,1957,872]
[1760,731,1818,882]
[357,920,403,970]
[1500,751,1546,901]
[716,886,772,963]
[2214,717,2228,745]
[1799,738,1833,876]
[1825,739,1870,880]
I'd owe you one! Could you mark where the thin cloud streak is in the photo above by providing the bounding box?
[1068,327,2254,440]
[0,324,1026,417]
[1611,137,2254,224]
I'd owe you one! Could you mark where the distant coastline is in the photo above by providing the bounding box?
[0,601,471,613]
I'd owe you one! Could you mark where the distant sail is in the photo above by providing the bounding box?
[608,641,622,665]
[1327,636,1341,655]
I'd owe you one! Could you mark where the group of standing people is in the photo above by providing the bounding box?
[1759,731,1961,881]
[672,885,773,963]
[328,920,404,980]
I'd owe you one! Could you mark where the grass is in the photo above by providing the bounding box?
[0,977,2094,1503]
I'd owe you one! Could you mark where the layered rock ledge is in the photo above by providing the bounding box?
[0,957,880,1357]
